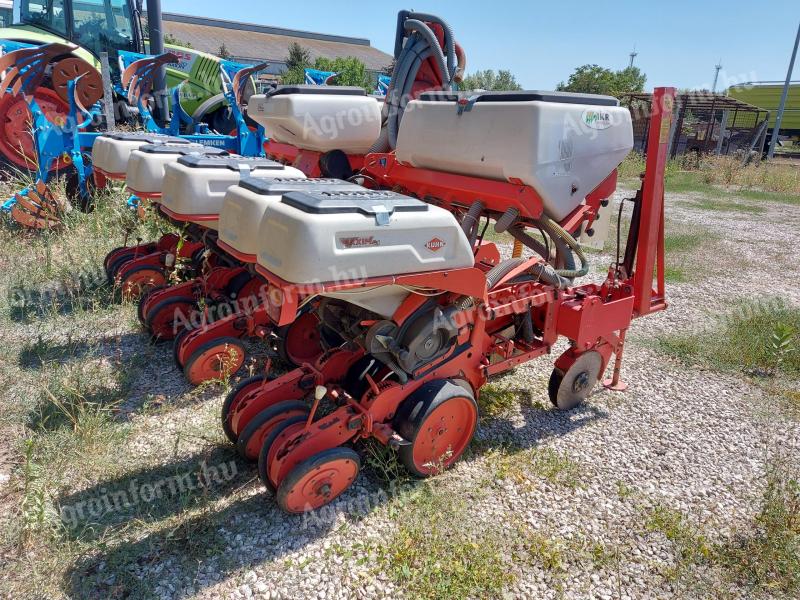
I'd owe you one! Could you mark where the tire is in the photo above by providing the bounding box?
[258,414,308,492]
[183,336,246,385]
[235,400,310,461]
[275,447,361,514]
[145,296,197,342]
[393,380,478,478]
[221,374,266,443]
[547,351,602,411]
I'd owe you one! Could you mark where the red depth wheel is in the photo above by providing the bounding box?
[275,448,361,513]
[144,296,196,341]
[0,88,69,170]
[117,266,166,301]
[395,380,478,477]
[183,336,245,385]
[277,311,323,366]
[235,400,310,460]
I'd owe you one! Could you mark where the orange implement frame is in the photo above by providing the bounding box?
[632,86,674,317]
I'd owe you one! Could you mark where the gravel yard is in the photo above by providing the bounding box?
[0,180,798,599]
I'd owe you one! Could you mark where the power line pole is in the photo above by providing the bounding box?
[768,21,800,159]
[712,60,722,92]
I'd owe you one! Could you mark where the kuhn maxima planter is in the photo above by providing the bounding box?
[219,84,674,513]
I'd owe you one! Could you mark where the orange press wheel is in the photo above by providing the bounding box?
[183,336,245,385]
[275,447,361,514]
[221,375,267,443]
[235,400,310,461]
[394,380,478,478]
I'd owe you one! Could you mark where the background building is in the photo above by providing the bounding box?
[160,12,393,88]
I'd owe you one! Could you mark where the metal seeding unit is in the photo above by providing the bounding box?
[217,86,674,513]
[93,11,673,513]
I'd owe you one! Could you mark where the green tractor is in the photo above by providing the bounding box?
[0,0,231,169]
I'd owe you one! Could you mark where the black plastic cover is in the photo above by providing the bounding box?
[418,90,619,107]
[138,144,229,156]
[282,189,428,216]
[239,177,364,195]
[267,85,366,97]
[177,155,285,170]
[106,132,189,143]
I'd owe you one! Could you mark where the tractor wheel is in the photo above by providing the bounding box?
[275,311,323,367]
[0,87,69,172]
[394,380,478,478]
[116,265,166,301]
[183,336,245,385]
[275,448,361,513]
[258,416,307,492]
[547,351,602,411]
[221,374,266,443]
[145,296,196,342]
[235,400,310,461]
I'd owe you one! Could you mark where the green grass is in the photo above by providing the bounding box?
[478,383,518,419]
[373,482,512,599]
[642,459,800,596]
[657,298,800,378]
[488,445,584,489]
[677,198,766,214]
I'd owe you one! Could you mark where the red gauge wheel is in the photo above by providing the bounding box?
[235,400,310,461]
[548,350,602,411]
[276,311,323,367]
[145,296,196,341]
[137,285,167,325]
[183,336,245,385]
[394,380,478,477]
[275,447,361,514]
[260,418,307,492]
[117,266,166,301]
[221,375,266,443]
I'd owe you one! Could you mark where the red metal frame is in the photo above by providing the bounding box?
[227,87,676,512]
[264,139,365,178]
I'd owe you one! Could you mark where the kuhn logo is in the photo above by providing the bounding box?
[425,237,446,252]
[582,109,613,130]
[340,236,380,248]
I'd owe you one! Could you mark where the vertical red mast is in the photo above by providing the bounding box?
[633,86,676,316]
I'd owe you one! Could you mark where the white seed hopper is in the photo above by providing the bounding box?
[395,90,634,221]
[125,144,229,197]
[256,187,474,317]
[92,133,191,178]
[249,86,382,154]
[219,177,365,262]
[159,156,304,229]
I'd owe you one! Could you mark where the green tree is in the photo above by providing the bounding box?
[460,69,522,91]
[313,56,371,90]
[281,42,312,85]
[164,33,193,49]
[217,43,232,60]
[557,64,646,98]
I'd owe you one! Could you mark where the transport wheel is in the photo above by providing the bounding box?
[183,336,245,385]
[137,285,167,325]
[117,266,166,301]
[235,400,310,460]
[258,416,307,492]
[275,447,361,513]
[276,311,323,367]
[221,375,266,443]
[548,351,602,411]
[394,380,478,478]
[145,296,197,341]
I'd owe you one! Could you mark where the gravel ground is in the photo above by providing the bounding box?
[2,185,799,599]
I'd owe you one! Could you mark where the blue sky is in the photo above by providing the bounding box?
[162,0,799,91]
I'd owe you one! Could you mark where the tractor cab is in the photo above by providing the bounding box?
[11,0,143,58]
